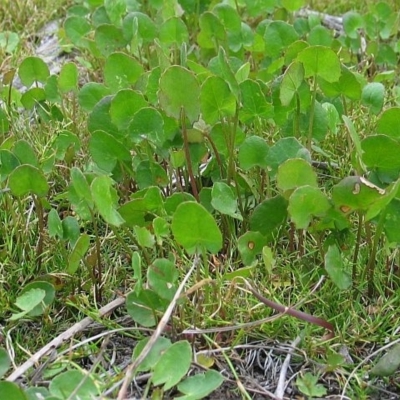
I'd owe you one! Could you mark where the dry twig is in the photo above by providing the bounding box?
[6,296,126,382]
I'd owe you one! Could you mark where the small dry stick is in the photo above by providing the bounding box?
[117,255,199,400]
[6,296,126,382]
[275,335,302,399]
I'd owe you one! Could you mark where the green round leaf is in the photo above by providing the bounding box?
[361,135,400,170]
[158,66,200,123]
[200,75,236,124]
[159,17,188,45]
[123,12,157,43]
[49,370,99,399]
[128,107,164,144]
[171,202,222,254]
[64,15,91,47]
[89,130,131,172]
[297,45,341,82]
[211,181,241,219]
[9,165,49,197]
[109,89,147,130]
[20,281,55,317]
[0,31,20,53]
[133,337,172,372]
[280,61,304,106]
[177,370,224,399]
[277,158,318,194]
[67,233,90,274]
[361,82,384,115]
[136,160,169,189]
[152,341,192,390]
[18,56,50,87]
[332,176,386,213]
[87,96,119,136]
[95,24,127,56]
[250,195,288,238]
[198,12,226,49]
[0,382,27,400]
[238,231,267,266]
[238,136,269,170]
[78,82,111,112]
[239,79,273,122]
[263,21,299,58]
[266,137,306,176]
[343,11,365,39]
[148,258,179,301]
[20,87,46,110]
[126,289,167,327]
[288,185,331,229]
[104,52,144,92]
[58,62,78,93]
[376,108,400,138]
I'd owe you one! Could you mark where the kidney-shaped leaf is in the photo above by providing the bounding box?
[376,108,400,138]
[297,45,341,82]
[250,195,288,237]
[332,176,386,213]
[277,158,317,194]
[0,382,27,400]
[288,185,331,229]
[104,52,144,92]
[9,165,49,197]
[148,258,178,301]
[20,281,55,317]
[18,56,49,87]
[238,135,269,170]
[152,341,192,390]
[158,66,200,123]
[211,182,241,219]
[171,202,222,254]
[237,231,267,266]
[177,370,224,400]
[361,135,400,170]
[133,337,172,372]
[200,75,236,124]
[49,370,99,399]
[89,130,132,172]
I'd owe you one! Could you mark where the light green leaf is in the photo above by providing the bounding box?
[211,182,242,219]
[9,165,49,197]
[200,75,236,124]
[288,186,331,229]
[297,45,341,82]
[176,370,224,400]
[277,158,317,194]
[152,341,192,390]
[172,202,222,254]
[91,176,125,226]
[49,370,99,399]
[324,245,352,290]
[158,66,200,123]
